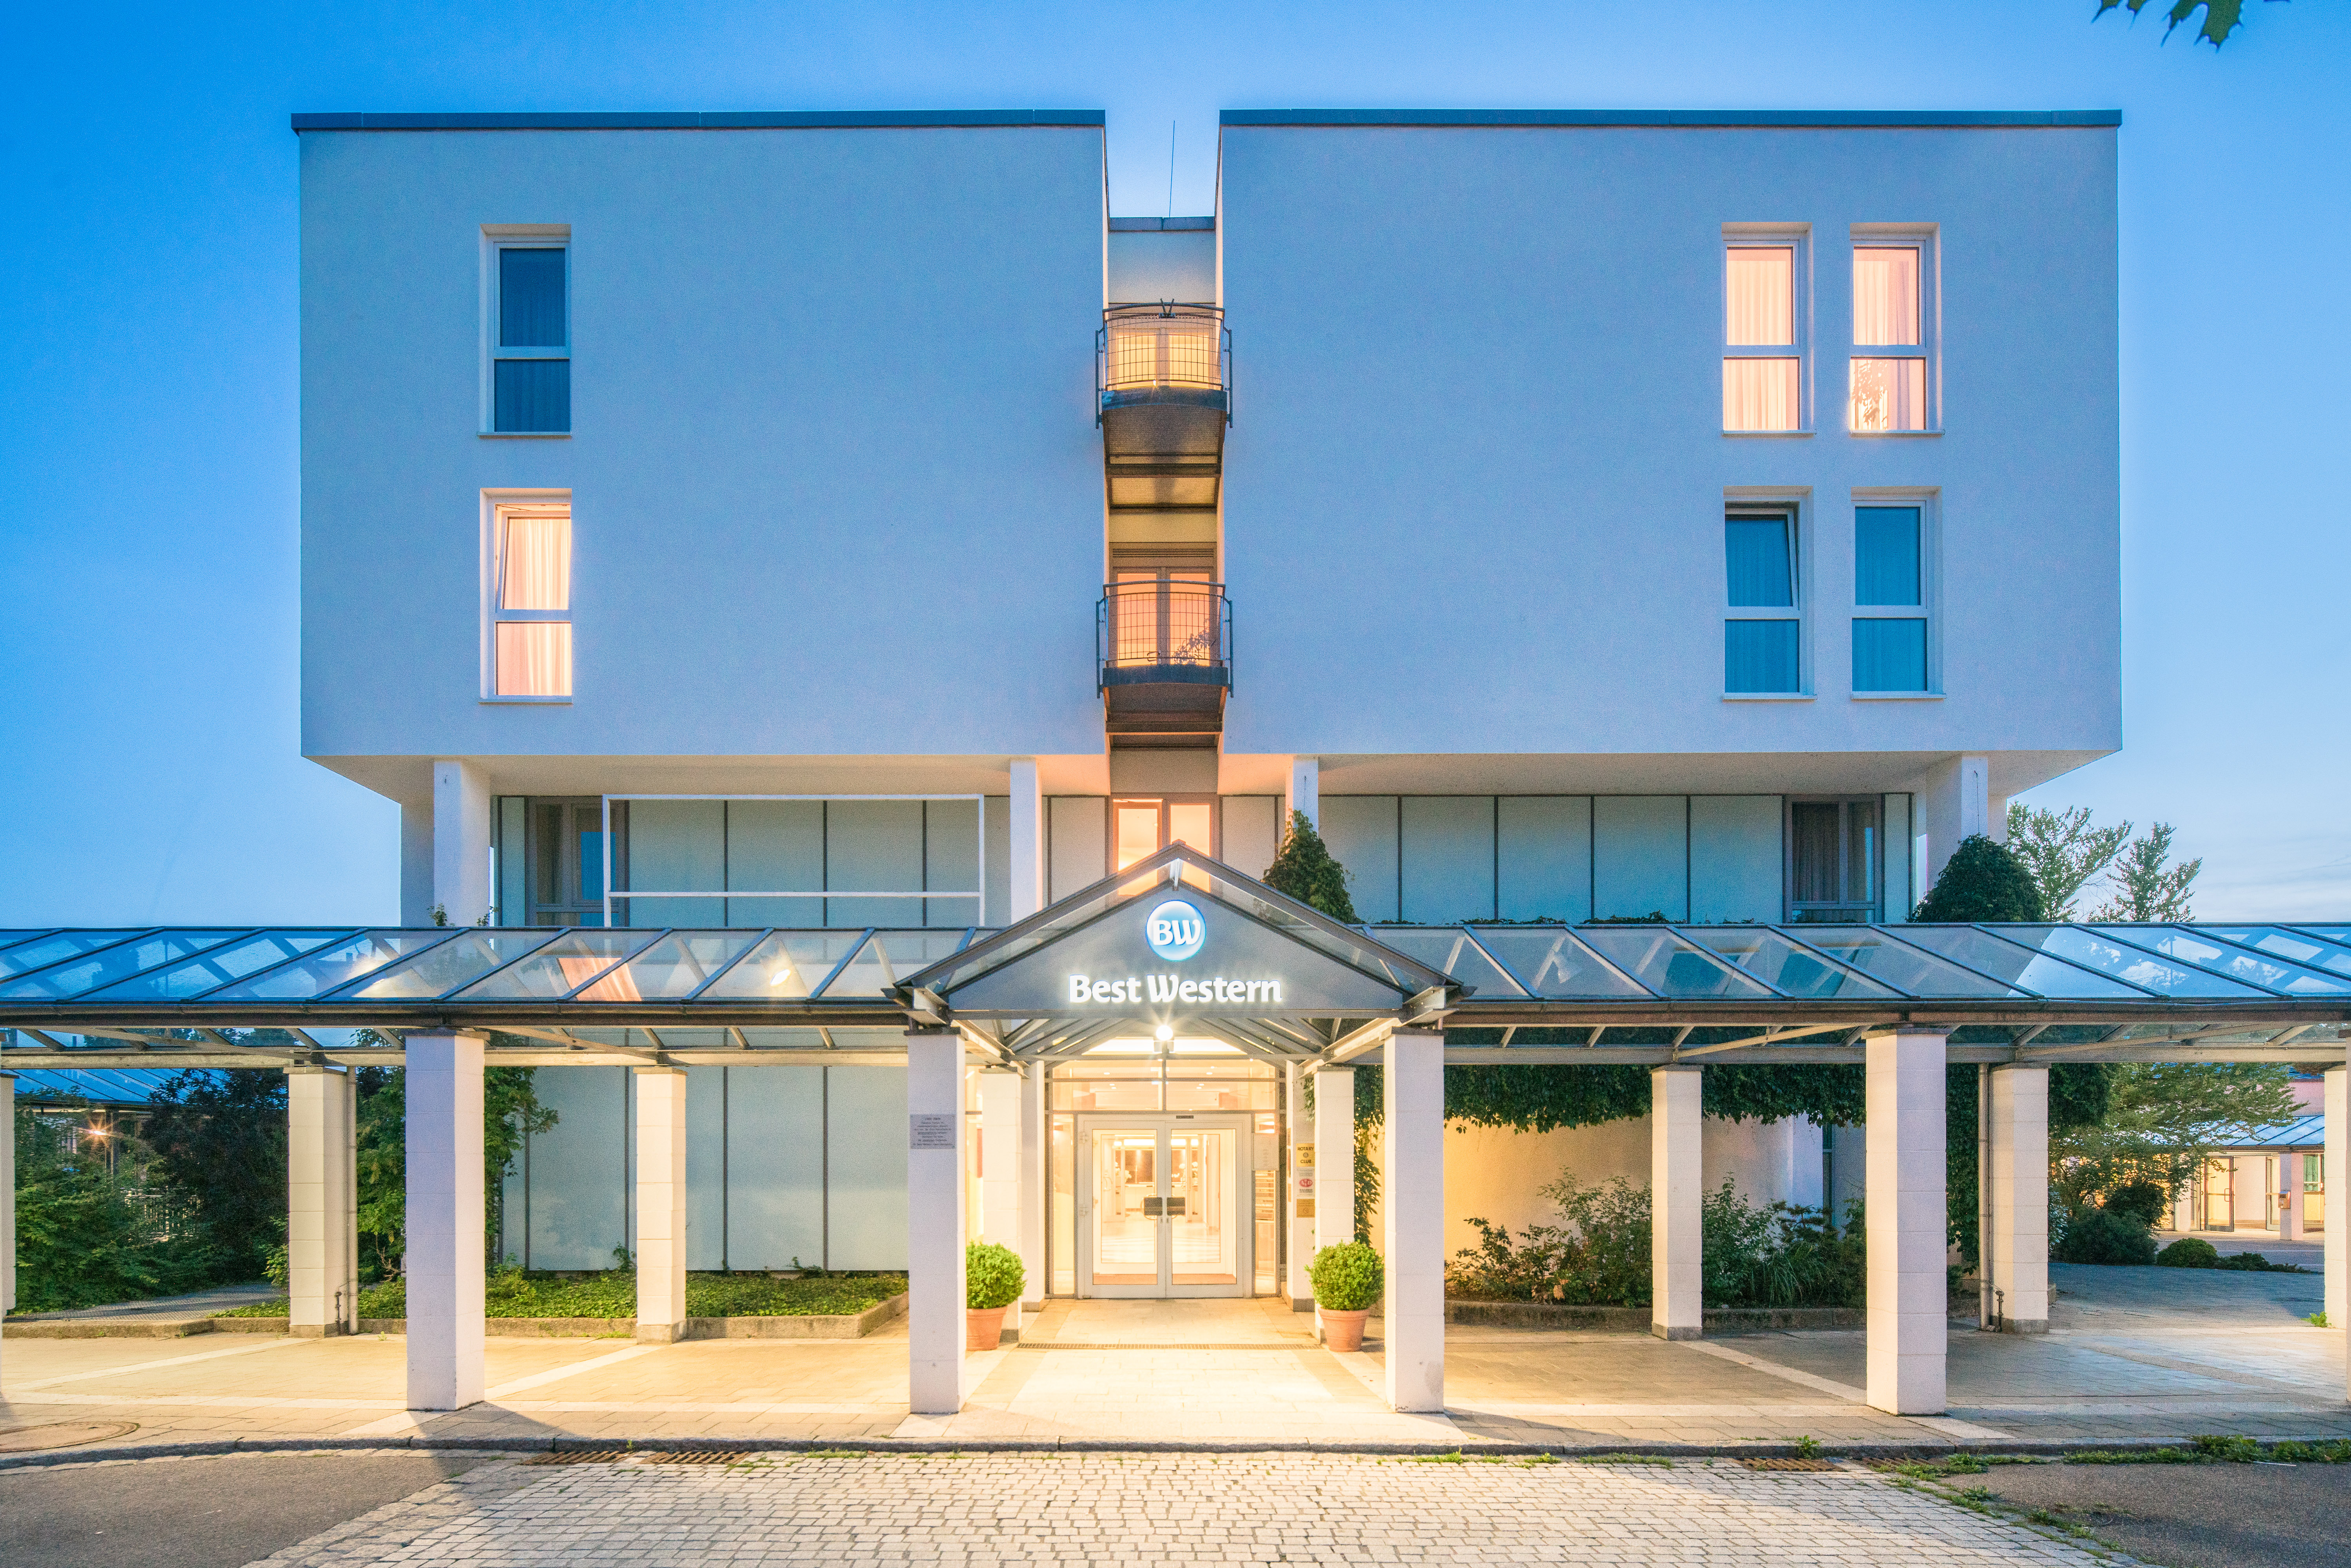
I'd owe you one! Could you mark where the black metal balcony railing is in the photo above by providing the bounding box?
[1097,581,1232,691]
[1097,303,1231,416]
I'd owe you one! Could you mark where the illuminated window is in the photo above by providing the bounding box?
[1723,237,1803,432]
[491,502,572,697]
[1850,237,1934,433]
[1111,798,1218,870]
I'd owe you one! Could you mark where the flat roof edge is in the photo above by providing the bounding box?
[1218,109,2121,129]
[290,110,1107,132]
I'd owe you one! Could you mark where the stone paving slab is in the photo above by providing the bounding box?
[235,1451,2130,1567]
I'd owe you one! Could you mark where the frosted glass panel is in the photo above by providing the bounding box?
[1593,797,1688,921]
[1219,796,1281,883]
[626,801,724,927]
[726,1066,824,1269]
[526,1067,628,1271]
[1048,797,1108,901]
[826,1067,908,1270]
[1319,796,1399,922]
[1690,797,1783,923]
[1497,797,1591,921]
[924,798,981,928]
[726,801,822,927]
[1400,797,1495,923]
[827,800,924,928]
[1882,794,1914,920]
[686,1066,726,1270]
[983,796,1010,929]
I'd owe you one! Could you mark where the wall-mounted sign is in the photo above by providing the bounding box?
[909,1114,956,1150]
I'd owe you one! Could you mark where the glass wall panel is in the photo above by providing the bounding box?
[623,801,724,927]
[1496,797,1591,922]
[1047,797,1108,902]
[1320,796,1400,922]
[725,801,822,928]
[1882,794,1915,920]
[1219,797,1281,882]
[1689,797,1782,923]
[825,1066,908,1270]
[924,798,982,928]
[1400,797,1495,924]
[1051,1112,1076,1294]
[825,800,924,928]
[983,796,1010,927]
[1592,797,1688,921]
[686,1065,726,1270]
[497,797,528,925]
[726,1066,824,1270]
[526,1067,629,1270]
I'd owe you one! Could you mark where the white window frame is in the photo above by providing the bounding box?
[1721,224,1811,436]
[480,225,572,438]
[1721,487,1812,701]
[1849,487,1942,699]
[480,490,574,703]
[1848,224,1940,436]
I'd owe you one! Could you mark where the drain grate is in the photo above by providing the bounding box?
[1741,1457,1840,1472]
[527,1448,752,1466]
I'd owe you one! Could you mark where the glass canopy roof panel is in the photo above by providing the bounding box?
[1890,927,2149,998]
[87,930,349,1001]
[1364,928,1528,997]
[207,931,459,1001]
[1465,929,1650,998]
[456,931,661,1000]
[344,931,561,1000]
[1792,927,2023,997]
[2096,927,2351,996]
[0,930,251,1001]
[1999,926,2267,998]
[0,930,150,982]
[824,930,975,997]
[699,931,869,1000]
[2203,927,2351,979]
[1680,927,1905,999]
[575,931,762,1001]
[1572,927,1776,999]
[0,931,51,952]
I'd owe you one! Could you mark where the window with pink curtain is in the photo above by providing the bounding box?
[1850,245,1928,432]
[495,623,572,697]
[493,505,572,696]
[1724,243,1801,431]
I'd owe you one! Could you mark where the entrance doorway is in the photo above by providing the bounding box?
[1077,1115,1252,1297]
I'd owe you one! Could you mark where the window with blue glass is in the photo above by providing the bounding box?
[1852,505,1929,692]
[1724,509,1801,693]
[492,244,569,433]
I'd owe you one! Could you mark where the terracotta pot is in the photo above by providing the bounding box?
[966,1304,1007,1351]
[1319,1307,1370,1353]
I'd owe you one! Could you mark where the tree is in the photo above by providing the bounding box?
[2094,0,2282,49]
[2088,823,2201,922]
[10,1094,223,1310]
[143,1068,290,1280]
[1912,834,2045,922]
[1261,809,1359,922]
[2007,804,2132,920]
[351,1039,558,1280]
[2052,1062,2300,1210]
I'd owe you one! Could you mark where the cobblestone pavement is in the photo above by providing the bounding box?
[238,1452,2128,1568]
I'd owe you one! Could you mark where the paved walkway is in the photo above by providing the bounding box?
[232,1452,2119,1567]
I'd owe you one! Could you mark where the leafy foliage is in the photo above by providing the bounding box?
[1262,810,1359,923]
[2006,805,2132,920]
[1913,834,2045,922]
[352,1044,558,1281]
[1701,1184,1867,1309]
[2094,0,2271,49]
[9,1097,224,1312]
[2088,823,2200,922]
[2053,1204,2158,1265]
[241,1268,908,1320]
[142,1068,290,1280]
[2051,1063,2298,1211]
[1949,1063,2113,1266]
[2156,1236,2221,1268]
[964,1242,1025,1310]
[1308,1240,1384,1310]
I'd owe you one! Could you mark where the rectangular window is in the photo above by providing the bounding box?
[1723,239,1803,432]
[1788,798,1880,921]
[1850,240,1931,433]
[1724,509,1800,693]
[491,241,569,433]
[491,502,572,697]
[1852,505,1928,692]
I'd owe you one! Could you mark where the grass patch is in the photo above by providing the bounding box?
[2061,1436,2351,1465]
[1574,1452,1674,1467]
[208,1270,907,1322]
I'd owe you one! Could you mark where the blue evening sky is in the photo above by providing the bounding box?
[2,0,2344,926]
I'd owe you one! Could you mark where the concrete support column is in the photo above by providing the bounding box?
[405,1033,485,1412]
[287,1066,358,1337]
[1650,1066,1704,1340]
[432,760,493,929]
[2328,1066,2347,1340]
[1009,759,1045,921]
[634,1067,688,1343]
[1920,754,1990,885]
[1313,1067,1356,1256]
[2,1071,15,1334]
[906,1030,966,1416]
[1987,1065,2049,1334]
[1383,1030,1445,1414]
[1866,1028,1948,1415]
[400,802,435,927]
[1286,1059,1311,1307]
[1288,757,1319,831]
[978,1070,1022,1321]
[1018,1062,1045,1310]
[2280,1151,2305,1243]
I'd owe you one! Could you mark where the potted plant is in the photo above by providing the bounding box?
[1308,1240,1382,1351]
[965,1242,1025,1350]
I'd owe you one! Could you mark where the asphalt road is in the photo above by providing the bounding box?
[1974,1460,2351,1568]
[0,1450,505,1568]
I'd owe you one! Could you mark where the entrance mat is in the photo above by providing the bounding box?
[0,1420,139,1453]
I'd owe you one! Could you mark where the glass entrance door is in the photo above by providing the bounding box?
[1079,1117,1248,1297]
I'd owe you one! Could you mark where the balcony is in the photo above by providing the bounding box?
[1098,304,1229,511]
[1097,579,1232,747]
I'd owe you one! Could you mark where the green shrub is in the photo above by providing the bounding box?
[1703,1184,1866,1308]
[1309,1241,1383,1310]
[1446,1177,1652,1307]
[2156,1236,2221,1268]
[2102,1181,2168,1228]
[2054,1206,2157,1265]
[965,1243,1024,1311]
[1912,834,2045,922]
[2216,1251,2308,1273]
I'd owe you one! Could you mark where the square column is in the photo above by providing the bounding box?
[2,1071,16,1328]
[1313,1066,1356,1255]
[1383,1030,1444,1414]
[634,1067,688,1343]
[978,1069,1022,1320]
[1650,1066,1703,1340]
[1009,759,1045,920]
[406,1032,485,1412]
[1288,757,1320,829]
[431,760,493,928]
[1286,1060,1311,1307]
[2328,1066,2347,1343]
[906,1030,966,1415]
[1018,1062,1045,1310]
[1987,1065,2049,1333]
[1866,1028,1947,1415]
[2280,1152,2305,1243]
[287,1066,358,1337]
